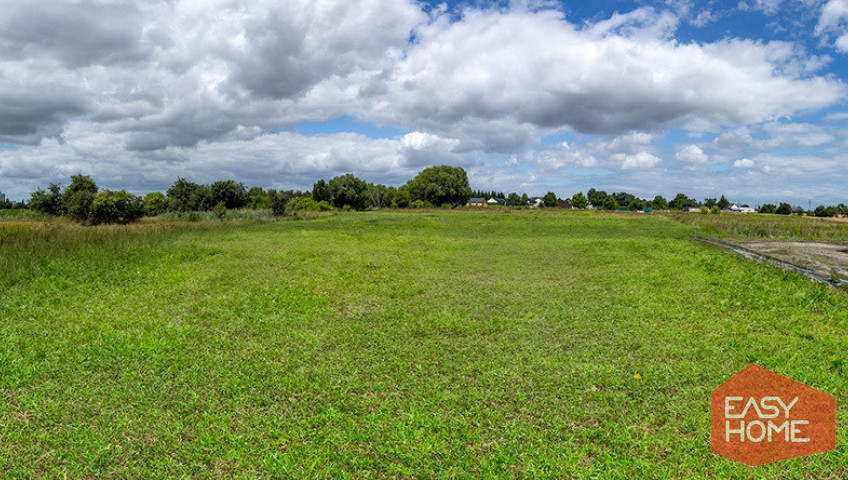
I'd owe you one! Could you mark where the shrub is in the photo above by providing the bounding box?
[29,183,64,215]
[392,189,412,208]
[700,206,709,215]
[213,202,227,220]
[143,192,169,216]
[90,190,144,224]
[710,205,720,215]
[759,204,776,214]
[288,197,320,211]
[65,190,95,221]
[267,190,288,216]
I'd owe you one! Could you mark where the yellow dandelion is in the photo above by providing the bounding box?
[633,373,642,380]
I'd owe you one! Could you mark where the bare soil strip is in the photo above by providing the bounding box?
[694,237,848,289]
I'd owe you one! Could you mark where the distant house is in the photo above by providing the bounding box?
[487,198,505,205]
[529,198,544,208]
[728,203,756,214]
[467,197,486,207]
[687,207,701,213]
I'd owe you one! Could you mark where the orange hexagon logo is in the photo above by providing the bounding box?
[711,364,835,466]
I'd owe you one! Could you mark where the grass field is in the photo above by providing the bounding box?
[2,210,847,478]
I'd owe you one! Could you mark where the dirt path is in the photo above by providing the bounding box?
[743,241,848,281]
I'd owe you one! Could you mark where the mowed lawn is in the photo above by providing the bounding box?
[1,211,847,479]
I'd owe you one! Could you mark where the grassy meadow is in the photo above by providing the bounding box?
[2,210,848,479]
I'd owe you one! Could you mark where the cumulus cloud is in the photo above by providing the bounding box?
[675,145,710,165]
[365,6,844,151]
[0,0,847,205]
[816,0,848,51]
[615,152,662,170]
[733,158,755,168]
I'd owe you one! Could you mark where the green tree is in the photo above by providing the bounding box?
[212,202,227,220]
[543,191,557,207]
[328,174,369,210]
[29,183,64,215]
[506,192,522,206]
[312,179,331,203]
[587,188,608,206]
[210,180,247,209]
[65,188,96,221]
[759,204,776,214]
[717,195,730,209]
[601,196,618,210]
[571,192,588,209]
[669,193,697,210]
[404,165,472,207]
[630,198,646,211]
[367,183,391,209]
[775,203,792,215]
[267,189,288,215]
[704,198,717,208]
[64,176,98,221]
[614,191,636,208]
[814,205,838,217]
[650,195,668,210]
[392,188,412,208]
[246,186,268,209]
[167,178,211,211]
[143,192,169,216]
[90,190,144,224]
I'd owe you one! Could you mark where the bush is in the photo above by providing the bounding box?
[213,202,227,220]
[710,205,720,215]
[775,203,792,215]
[29,183,64,215]
[759,204,776,214]
[392,189,412,208]
[143,192,169,216]
[90,190,144,224]
[267,190,288,216]
[65,190,95,221]
[288,197,319,211]
[700,206,709,215]
[814,205,839,218]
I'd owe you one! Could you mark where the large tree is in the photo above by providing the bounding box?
[571,192,588,209]
[775,202,792,215]
[63,174,99,221]
[669,193,697,210]
[167,178,211,212]
[543,191,558,207]
[210,180,247,210]
[328,173,369,210]
[404,165,472,207]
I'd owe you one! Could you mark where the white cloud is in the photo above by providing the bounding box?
[615,152,662,170]
[0,1,847,206]
[816,0,848,51]
[733,158,755,168]
[367,6,844,151]
[675,144,710,165]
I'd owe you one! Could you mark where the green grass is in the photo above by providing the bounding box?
[672,211,848,241]
[2,210,848,478]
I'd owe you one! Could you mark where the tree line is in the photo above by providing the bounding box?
[23,166,473,224]
[14,165,847,224]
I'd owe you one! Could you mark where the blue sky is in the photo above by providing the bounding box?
[1,0,847,206]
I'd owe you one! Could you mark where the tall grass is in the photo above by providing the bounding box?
[671,212,848,241]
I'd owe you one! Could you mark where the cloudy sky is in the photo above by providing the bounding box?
[2,0,848,205]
